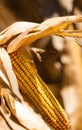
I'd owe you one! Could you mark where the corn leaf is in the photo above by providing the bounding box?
[0,16,82,53]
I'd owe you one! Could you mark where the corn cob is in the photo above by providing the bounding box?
[9,48,70,130]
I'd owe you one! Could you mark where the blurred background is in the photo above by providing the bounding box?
[0,0,82,129]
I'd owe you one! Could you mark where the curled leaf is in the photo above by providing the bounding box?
[0,22,39,45]
[3,15,82,53]
[0,87,50,130]
[0,48,23,100]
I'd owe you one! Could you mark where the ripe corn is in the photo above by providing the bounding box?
[9,48,70,130]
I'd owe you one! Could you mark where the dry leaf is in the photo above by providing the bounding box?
[0,22,39,45]
[0,106,27,130]
[0,16,82,53]
[0,48,23,100]
[0,88,50,130]
[30,47,45,61]
[0,70,9,86]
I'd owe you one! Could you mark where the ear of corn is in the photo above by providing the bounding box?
[9,49,70,130]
